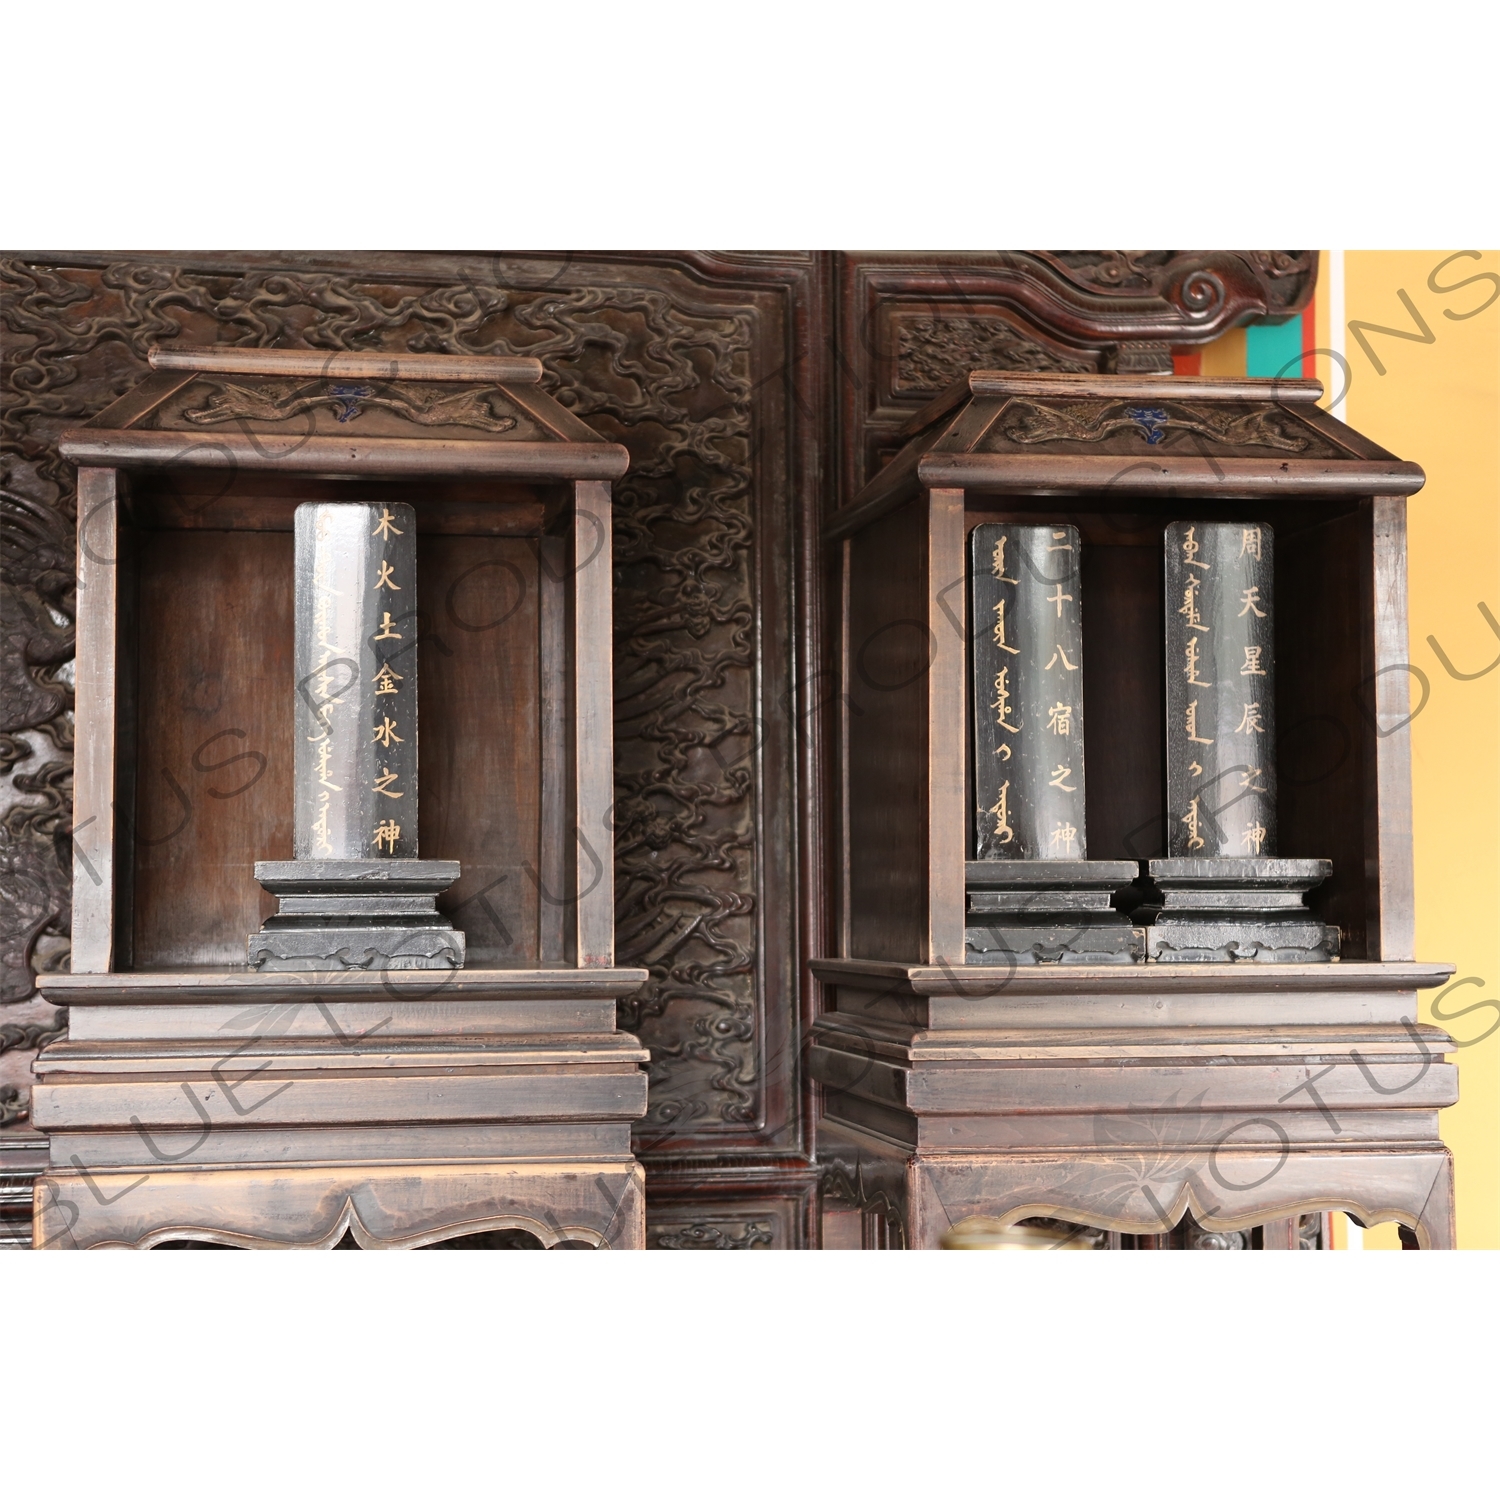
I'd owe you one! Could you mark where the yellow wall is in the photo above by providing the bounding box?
[1208,252,1500,1248]
[1355,252,1500,1250]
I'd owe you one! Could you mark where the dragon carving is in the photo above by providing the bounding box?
[180,378,520,433]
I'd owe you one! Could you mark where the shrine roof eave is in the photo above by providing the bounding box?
[827,451,1425,541]
[834,450,1428,546]
[57,426,630,481]
[914,451,1427,498]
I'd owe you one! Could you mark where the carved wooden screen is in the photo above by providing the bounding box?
[0,250,1312,1248]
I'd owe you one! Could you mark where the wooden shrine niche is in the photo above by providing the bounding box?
[813,369,1459,1250]
[61,344,628,973]
[30,345,650,1250]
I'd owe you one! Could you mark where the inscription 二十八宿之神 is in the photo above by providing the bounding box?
[970,522,1087,860]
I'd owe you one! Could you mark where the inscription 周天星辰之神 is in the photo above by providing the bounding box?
[1164,520,1276,858]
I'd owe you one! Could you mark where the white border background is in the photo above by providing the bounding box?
[7,4,1496,1493]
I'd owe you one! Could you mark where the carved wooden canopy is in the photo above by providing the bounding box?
[58,345,629,481]
[830,370,1424,541]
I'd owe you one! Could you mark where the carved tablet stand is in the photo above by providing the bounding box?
[247,499,465,971]
[32,346,649,1249]
[1148,519,1337,962]
[815,370,1458,1249]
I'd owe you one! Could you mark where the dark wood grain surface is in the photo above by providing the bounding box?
[131,528,293,968]
[846,497,931,961]
[419,533,541,965]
